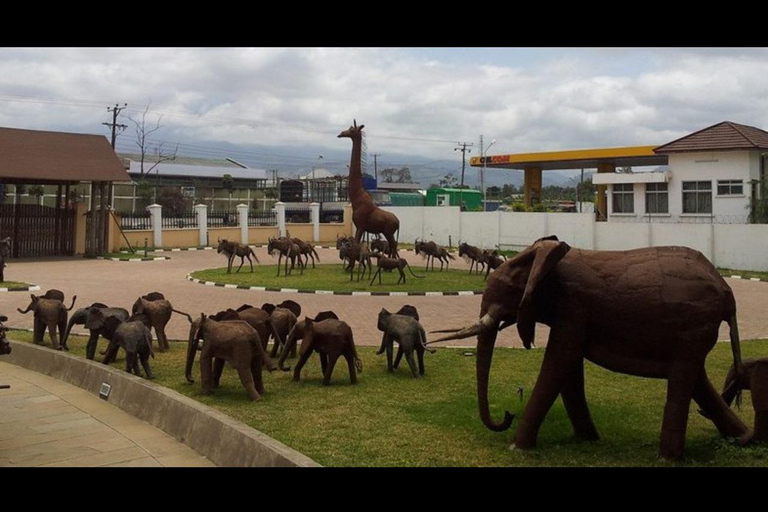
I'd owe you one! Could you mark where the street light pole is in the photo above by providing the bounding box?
[481,137,497,212]
[312,154,323,202]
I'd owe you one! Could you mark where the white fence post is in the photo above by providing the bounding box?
[237,204,249,244]
[275,202,286,238]
[195,204,208,247]
[147,203,162,248]
[310,202,320,242]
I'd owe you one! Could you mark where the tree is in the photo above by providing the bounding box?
[129,103,178,177]
[221,174,234,191]
[577,178,596,203]
[438,173,459,188]
[749,179,768,223]
[29,185,45,203]
[157,187,189,216]
[379,167,413,183]
[136,180,155,207]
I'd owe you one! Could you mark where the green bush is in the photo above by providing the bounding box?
[511,202,529,212]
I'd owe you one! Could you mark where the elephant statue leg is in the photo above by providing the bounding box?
[139,350,155,380]
[251,357,265,396]
[416,346,426,376]
[692,369,750,442]
[57,318,68,351]
[212,358,226,388]
[47,323,61,350]
[234,364,261,401]
[323,353,341,385]
[319,353,328,375]
[155,324,170,352]
[403,350,420,379]
[659,360,702,460]
[200,353,214,395]
[33,317,44,344]
[125,352,139,376]
[86,331,101,360]
[344,351,358,384]
[386,340,394,372]
[559,359,600,441]
[752,362,768,442]
[102,341,120,365]
[393,345,404,370]
[292,346,314,382]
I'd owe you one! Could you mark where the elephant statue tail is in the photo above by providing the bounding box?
[727,313,744,408]
[66,295,78,311]
[172,309,193,323]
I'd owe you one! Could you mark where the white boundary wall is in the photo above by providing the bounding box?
[384,206,768,271]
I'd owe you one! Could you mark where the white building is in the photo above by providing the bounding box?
[594,121,768,224]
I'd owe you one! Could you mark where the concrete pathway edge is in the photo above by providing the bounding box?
[3,340,321,467]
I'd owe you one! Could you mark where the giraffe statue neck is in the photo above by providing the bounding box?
[348,134,374,211]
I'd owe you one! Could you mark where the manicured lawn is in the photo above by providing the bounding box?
[191,264,490,292]
[9,330,768,466]
[719,268,768,281]
[0,281,35,289]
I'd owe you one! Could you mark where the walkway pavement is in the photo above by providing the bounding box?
[4,247,768,348]
[0,362,215,467]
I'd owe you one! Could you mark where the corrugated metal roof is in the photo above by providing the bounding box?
[128,160,267,180]
[654,121,768,153]
[0,126,129,182]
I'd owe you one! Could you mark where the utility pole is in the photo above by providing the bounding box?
[103,103,128,149]
[454,142,473,210]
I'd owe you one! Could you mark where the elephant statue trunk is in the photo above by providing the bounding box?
[185,319,201,383]
[17,304,32,314]
[476,319,515,433]
[278,322,300,371]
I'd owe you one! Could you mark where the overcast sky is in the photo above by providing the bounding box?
[2,47,767,173]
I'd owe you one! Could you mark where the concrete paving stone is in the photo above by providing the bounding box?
[156,452,216,467]
[41,446,151,467]
[31,417,101,434]
[1,444,100,466]
[104,457,163,468]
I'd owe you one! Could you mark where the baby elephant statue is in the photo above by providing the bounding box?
[291,317,362,385]
[184,313,277,401]
[278,311,340,371]
[376,307,435,378]
[700,358,768,444]
[17,290,77,350]
[98,315,156,379]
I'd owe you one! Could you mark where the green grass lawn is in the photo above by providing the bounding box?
[191,264,490,292]
[718,268,768,281]
[9,329,768,466]
[0,281,35,289]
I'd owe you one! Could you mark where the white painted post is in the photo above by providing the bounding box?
[195,204,208,247]
[275,202,286,238]
[237,203,249,244]
[310,202,320,242]
[147,203,162,248]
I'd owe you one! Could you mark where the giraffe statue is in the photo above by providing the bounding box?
[338,120,400,257]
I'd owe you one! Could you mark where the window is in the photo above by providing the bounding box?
[612,183,634,213]
[645,183,669,214]
[682,181,712,214]
[181,186,196,198]
[717,180,743,196]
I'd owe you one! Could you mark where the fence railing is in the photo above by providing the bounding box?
[116,211,152,231]
[162,212,198,229]
[248,210,277,227]
[207,210,238,228]
[319,209,344,223]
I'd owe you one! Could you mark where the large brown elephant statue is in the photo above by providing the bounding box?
[184,314,276,401]
[17,291,77,350]
[132,295,185,352]
[434,236,750,460]
[278,311,340,371]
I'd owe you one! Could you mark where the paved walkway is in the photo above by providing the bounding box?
[0,362,215,467]
[3,247,768,348]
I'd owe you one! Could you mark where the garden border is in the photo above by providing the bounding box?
[0,284,40,293]
[185,274,483,296]
[2,340,321,467]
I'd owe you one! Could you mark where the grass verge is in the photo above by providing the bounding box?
[0,281,35,289]
[718,268,768,281]
[8,329,768,467]
[191,264,489,292]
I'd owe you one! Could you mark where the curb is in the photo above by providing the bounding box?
[3,340,321,468]
[99,256,171,262]
[727,274,766,282]
[185,274,483,296]
[0,284,40,293]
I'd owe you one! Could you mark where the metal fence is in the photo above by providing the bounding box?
[162,212,198,229]
[609,214,750,224]
[117,211,152,231]
[319,209,344,223]
[208,210,239,228]
[248,210,277,226]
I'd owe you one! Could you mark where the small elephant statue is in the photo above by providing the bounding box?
[184,313,277,401]
[291,316,362,386]
[16,290,77,350]
[700,358,768,445]
[67,303,128,357]
[0,314,11,356]
[132,293,187,352]
[264,300,301,359]
[376,306,435,378]
[278,311,340,371]
[98,315,156,379]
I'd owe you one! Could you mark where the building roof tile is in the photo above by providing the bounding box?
[654,121,768,153]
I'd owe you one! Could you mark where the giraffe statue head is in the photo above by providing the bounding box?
[338,119,365,139]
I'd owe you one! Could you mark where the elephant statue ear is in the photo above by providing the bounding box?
[516,239,570,349]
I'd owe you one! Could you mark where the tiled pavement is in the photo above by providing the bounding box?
[0,362,214,467]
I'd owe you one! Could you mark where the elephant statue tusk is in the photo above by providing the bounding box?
[428,313,497,343]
